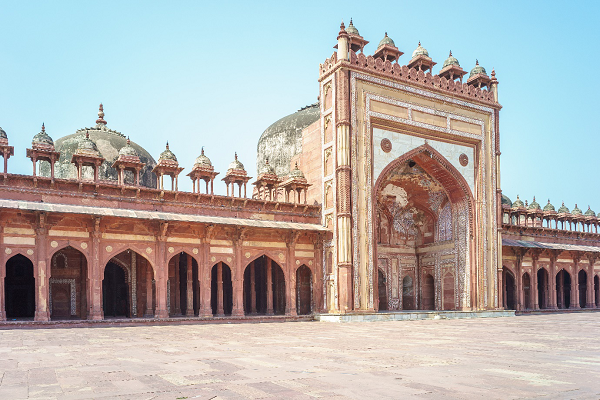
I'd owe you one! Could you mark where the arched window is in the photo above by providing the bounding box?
[438,203,452,241]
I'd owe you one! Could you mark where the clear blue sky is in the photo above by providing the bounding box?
[1,1,598,209]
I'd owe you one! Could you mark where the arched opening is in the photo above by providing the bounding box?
[595,275,600,307]
[402,275,414,310]
[422,273,435,310]
[374,145,473,312]
[168,252,199,317]
[210,262,232,316]
[578,269,587,308]
[50,246,88,320]
[522,272,531,310]
[503,269,516,310]
[243,255,285,315]
[377,269,388,311]
[296,265,312,315]
[5,254,35,319]
[556,269,571,309]
[537,268,549,309]
[443,272,455,310]
[103,250,155,319]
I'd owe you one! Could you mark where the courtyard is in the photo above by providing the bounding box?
[0,313,598,399]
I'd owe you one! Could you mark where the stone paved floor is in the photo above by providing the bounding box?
[0,313,599,399]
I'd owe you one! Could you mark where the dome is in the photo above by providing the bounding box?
[32,123,54,146]
[41,105,157,187]
[289,162,305,179]
[572,204,582,215]
[543,200,555,212]
[194,148,212,168]
[0,127,6,140]
[557,202,569,214]
[346,19,359,35]
[257,103,320,177]
[378,32,395,48]
[528,197,541,210]
[412,42,429,58]
[512,195,524,208]
[118,138,138,157]
[260,158,276,175]
[585,206,596,217]
[159,143,178,162]
[77,132,101,156]
[469,60,487,78]
[228,153,245,171]
[501,194,512,207]
[442,51,460,68]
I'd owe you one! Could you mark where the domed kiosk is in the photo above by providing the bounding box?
[41,105,157,187]
[256,103,320,178]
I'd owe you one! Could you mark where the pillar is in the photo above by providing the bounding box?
[200,241,212,318]
[249,261,256,314]
[232,237,244,316]
[266,257,273,315]
[515,256,523,311]
[34,224,50,321]
[216,262,224,316]
[548,255,557,309]
[533,263,539,310]
[145,265,153,317]
[88,219,103,320]
[587,261,595,308]
[186,254,194,316]
[286,240,297,316]
[174,254,181,315]
[0,263,5,321]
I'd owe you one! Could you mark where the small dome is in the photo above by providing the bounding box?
[346,19,359,35]
[32,123,54,146]
[159,143,177,162]
[543,200,556,212]
[118,138,138,156]
[77,132,101,154]
[378,32,395,48]
[260,158,276,175]
[585,206,596,217]
[501,194,512,206]
[469,60,487,78]
[512,195,524,208]
[228,153,245,171]
[289,162,305,179]
[194,148,212,168]
[557,202,569,214]
[442,51,460,68]
[572,204,582,215]
[0,127,7,140]
[528,197,541,210]
[412,42,428,58]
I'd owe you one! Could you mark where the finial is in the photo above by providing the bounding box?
[548,199,550,203]
[418,41,421,46]
[562,201,565,205]
[166,141,169,150]
[575,203,578,208]
[127,136,130,145]
[41,123,45,132]
[449,50,452,57]
[96,103,107,125]
[516,195,520,199]
[294,162,299,169]
[85,131,90,139]
[265,157,269,165]
[525,200,529,207]
[340,20,345,29]
[384,32,388,37]
[533,196,536,201]
[491,68,496,78]
[588,205,591,210]
[201,146,204,155]
[349,18,353,25]
[235,152,238,160]
[475,59,479,65]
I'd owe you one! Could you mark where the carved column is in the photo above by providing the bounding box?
[515,251,523,311]
[532,253,539,310]
[587,256,596,308]
[88,217,103,319]
[145,264,153,317]
[186,254,194,316]
[34,213,50,321]
[548,252,558,309]
[266,257,273,315]
[249,261,256,314]
[313,234,324,313]
[174,253,181,315]
[154,222,169,319]
[231,229,245,316]
[200,230,213,317]
[286,231,299,316]
[216,262,224,316]
[571,256,580,309]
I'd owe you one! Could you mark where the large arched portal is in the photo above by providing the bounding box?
[537,268,549,309]
[50,246,88,320]
[243,255,285,315]
[168,252,199,317]
[211,262,233,316]
[377,269,388,311]
[503,268,516,310]
[374,146,472,311]
[556,269,571,309]
[5,254,35,319]
[103,250,155,319]
[296,265,313,315]
[595,275,600,307]
[578,270,587,308]
[522,272,532,310]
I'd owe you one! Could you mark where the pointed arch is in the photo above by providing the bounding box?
[4,254,35,319]
[49,246,88,320]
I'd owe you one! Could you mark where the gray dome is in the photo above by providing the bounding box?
[159,143,177,162]
[77,133,101,156]
[412,42,428,58]
[544,200,555,212]
[469,60,487,78]
[118,138,138,157]
[501,194,512,207]
[378,32,395,48]
[346,19,359,35]
[194,148,212,168]
[257,103,320,177]
[228,153,245,171]
[557,202,569,214]
[442,51,460,68]
[0,127,6,140]
[32,124,54,146]
[260,158,276,175]
[289,163,305,179]
[42,123,157,188]
[585,206,596,217]
[572,204,582,215]
[512,195,524,208]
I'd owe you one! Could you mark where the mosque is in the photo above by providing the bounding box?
[0,20,597,323]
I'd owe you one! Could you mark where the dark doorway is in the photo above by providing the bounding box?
[537,268,549,309]
[578,270,587,308]
[595,275,600,307]
[402,276,414,310]
[243,256,285,315]
[5,254,35,319]
[523,273,531,310]
[556,269,571,309]
[103,263,129,317]
[211,262,233,315]
[422,274,435,310]
[504,269,516,310]
[378,269,388,311]
[296,265,312,315]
